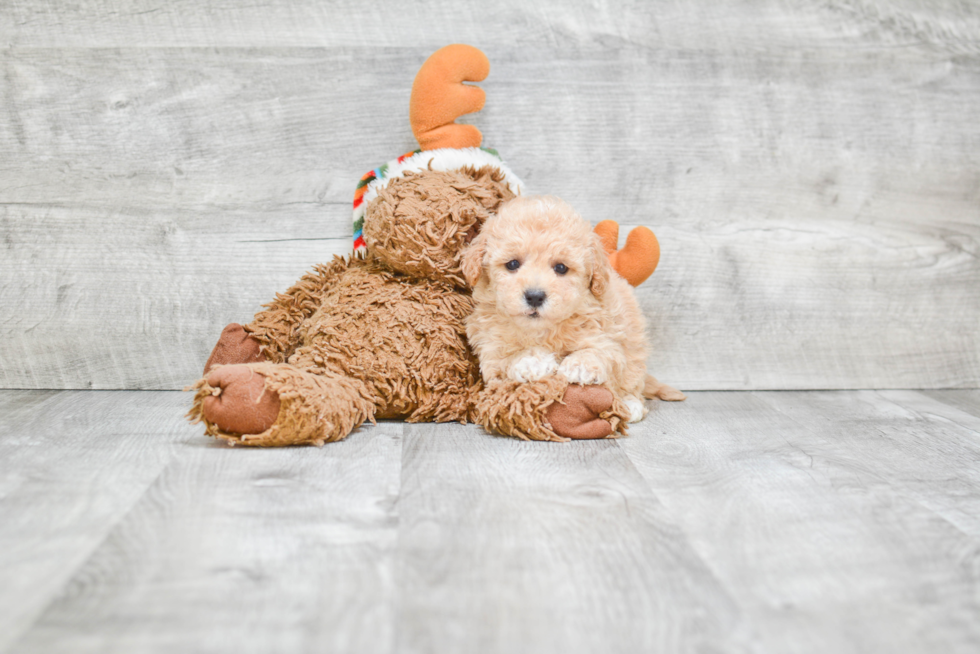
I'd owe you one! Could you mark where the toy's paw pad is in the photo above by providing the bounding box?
[204,323,264,374]
[202,365,280,435]
[558,357,606,385]
[625,397,647,423]
[509,352,559,383]
[546,385,614,440]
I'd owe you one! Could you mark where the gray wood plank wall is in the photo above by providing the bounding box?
[2,1,978,390]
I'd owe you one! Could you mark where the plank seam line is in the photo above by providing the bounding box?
[2,458,177,651]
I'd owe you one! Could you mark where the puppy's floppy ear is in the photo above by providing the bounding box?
[590,232,613,298]
[461,232,487,288]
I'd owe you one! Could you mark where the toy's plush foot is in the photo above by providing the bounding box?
[201,364,281,435]
[188,362,377,447]
[547,385,618,439]
[204,323,265,374]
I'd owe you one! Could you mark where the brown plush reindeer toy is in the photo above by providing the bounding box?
[188,44,656,445]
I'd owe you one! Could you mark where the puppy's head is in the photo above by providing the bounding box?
[462,195,612,324]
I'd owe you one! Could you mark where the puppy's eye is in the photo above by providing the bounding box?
[553,263,568,275]
[505,259,521,271]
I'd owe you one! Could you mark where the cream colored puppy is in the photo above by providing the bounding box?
[462,195,684,423]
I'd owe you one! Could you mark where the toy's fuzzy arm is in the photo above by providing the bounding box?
[593,220,661,287]
[477,377,631,442]
[410,44,489,151]
[244,257,351,363]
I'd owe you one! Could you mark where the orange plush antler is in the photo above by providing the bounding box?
[594,221,661,287]
[410,44,490,151]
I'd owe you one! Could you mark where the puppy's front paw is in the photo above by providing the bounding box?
[509,352,559,382]
[558,355,606,385]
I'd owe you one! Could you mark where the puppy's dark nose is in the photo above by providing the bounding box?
[524,288,547,308]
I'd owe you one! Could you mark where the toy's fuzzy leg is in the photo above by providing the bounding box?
[187,361,377,447]
[244,257,353,363]
[475,376,631,442]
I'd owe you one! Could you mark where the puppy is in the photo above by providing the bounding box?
[462,195,684,424]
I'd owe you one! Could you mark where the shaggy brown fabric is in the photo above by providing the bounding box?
[364,166,515,288]
[283,257,481,423]
[243,258,351,363]
[203,323,265,373]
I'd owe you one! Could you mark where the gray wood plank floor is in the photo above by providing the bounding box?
[2,390,978,654]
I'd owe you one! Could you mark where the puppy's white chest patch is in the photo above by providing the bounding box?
[509,352,559,383]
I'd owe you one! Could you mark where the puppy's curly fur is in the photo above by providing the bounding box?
[462,196,684,423]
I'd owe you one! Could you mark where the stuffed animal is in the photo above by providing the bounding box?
[187,44,659,445]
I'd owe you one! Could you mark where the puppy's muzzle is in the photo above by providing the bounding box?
[524,288,547,309]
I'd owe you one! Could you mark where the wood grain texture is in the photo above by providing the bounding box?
[1,2,979,390]
[0,203,351,389]
[0,391,187,653]
[3,0,979,51]
[620,392,980,654]
[6,393,402,654]
[395,421,746,654]
[4,389,980,652]
[769,389,980,535]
